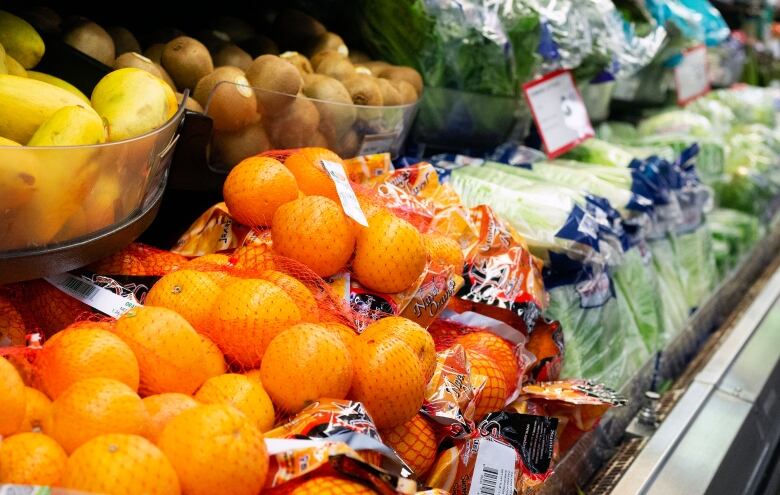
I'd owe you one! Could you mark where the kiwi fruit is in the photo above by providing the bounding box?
[304,76,356,139]
[280,51,313,76]
[314,52,355,81]
[265,96,320,149]
[21,6,61,35]
[144,43,165,64]
[242,35,279,57]
[307,32,348,57]
[310,131,329,148]
[273,9,326,51]
[161,36,214,91]
[341,74,383,106]
[113,52,166,79]
[379,66,424,95]
[361,61,391,76]
[391,79,419,104]
[177,92,204,113]
[154,63,176,91]
[349,51,371,64]
[212,17,255,43]
[63,21,116,66]
[332,128,360,158]
[245,54,303,115]
[376,78,402,106]
[107,26,140,55]
[211,118,270,170]
[213,43,253,71]
[303,73,328,87]
[194,66,257,131]
[197,29,232,53]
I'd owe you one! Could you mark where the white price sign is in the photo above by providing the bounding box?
[674,45,710,105]
[523,69,594,158]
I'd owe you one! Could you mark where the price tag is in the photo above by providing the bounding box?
[320,160,369,226]
[468,438,516,495]
[358,131,399,156]
[45,273,140,319]
[674,45,710,106]
[522,69,594,159]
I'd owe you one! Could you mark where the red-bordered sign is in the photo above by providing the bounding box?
[674,45,711,106]
[522,69,594,159]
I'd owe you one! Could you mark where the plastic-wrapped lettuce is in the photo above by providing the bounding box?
[547,259,650,388]
[702,87,777,127]
[449,164,625,265]
[671,225,717,310]
[612,245,665,353]
[637,110,715,138]
[707,208,763,277]
[649,237,690,340]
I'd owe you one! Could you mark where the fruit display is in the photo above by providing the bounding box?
[0,11,185,252]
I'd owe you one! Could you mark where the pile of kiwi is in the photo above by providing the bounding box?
[25,8,423,167]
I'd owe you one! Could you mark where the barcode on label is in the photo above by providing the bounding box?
[480,466,499,495]
[61,276,100,300]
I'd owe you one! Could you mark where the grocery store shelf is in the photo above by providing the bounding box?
[541,216,780,495]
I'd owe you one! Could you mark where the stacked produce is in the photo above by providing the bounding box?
[18,7,422,168]
[0,145,625,494]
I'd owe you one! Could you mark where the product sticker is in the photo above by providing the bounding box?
[0,486,52,495]
[522,69,594,158]
[674,45,710,106]
[467,438,516,495]
[357,132,399,156]
[45,273,140,318]
[321,159,369,226]
[575,271,614,309]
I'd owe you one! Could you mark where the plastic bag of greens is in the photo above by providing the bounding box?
[707,208,763,276]
[649,236,690,341]
[637,110,715,138]
[704,87,776,127]
[671,225,717,309]
[612,244,665,353]
[546,256,650,388]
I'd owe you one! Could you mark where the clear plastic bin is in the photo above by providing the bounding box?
[407,86,532,153]
[206,81,418,172]
[0,106,185,253]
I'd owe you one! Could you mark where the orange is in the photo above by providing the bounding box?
[361,317,435,383]
[456,332,518,393]
[144,269,224,334]
[260,270,320,322]
[272,196,355,277]
[380,413,437,477]
[208,279,301,368]
[37,322,140,398]
[143,393,200,443]
[20,279,92,335]
[223,156,299,227]
[158,404,268,495]
[230,244,276,273]
[322,322,357,352]
[19,387,53,433]
[194,373,275,432]
[184,253,233,270]
[350,335,425,429]
[0,356,26,436]
[423,233,465,271]
[467,350,508,421]
[283,147,343,202]
[50,377,149,454]
[89,243,187,276]
[352,210,427,293]
[0,295,26,346]
[260,323,353,413]
[289,475,377,494]
[0,432,67,485]
[115,306,226,395]
[62,433,180,495]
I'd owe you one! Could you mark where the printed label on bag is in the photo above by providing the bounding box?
[675,45,710,106]
[358,132,399,156]
[467,438,516,495]
[45,273,140,319]
[523,69,594,158]
[321,160,369,226]
[0,486,52,495]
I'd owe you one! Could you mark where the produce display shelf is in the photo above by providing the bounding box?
[540,213,780,495]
